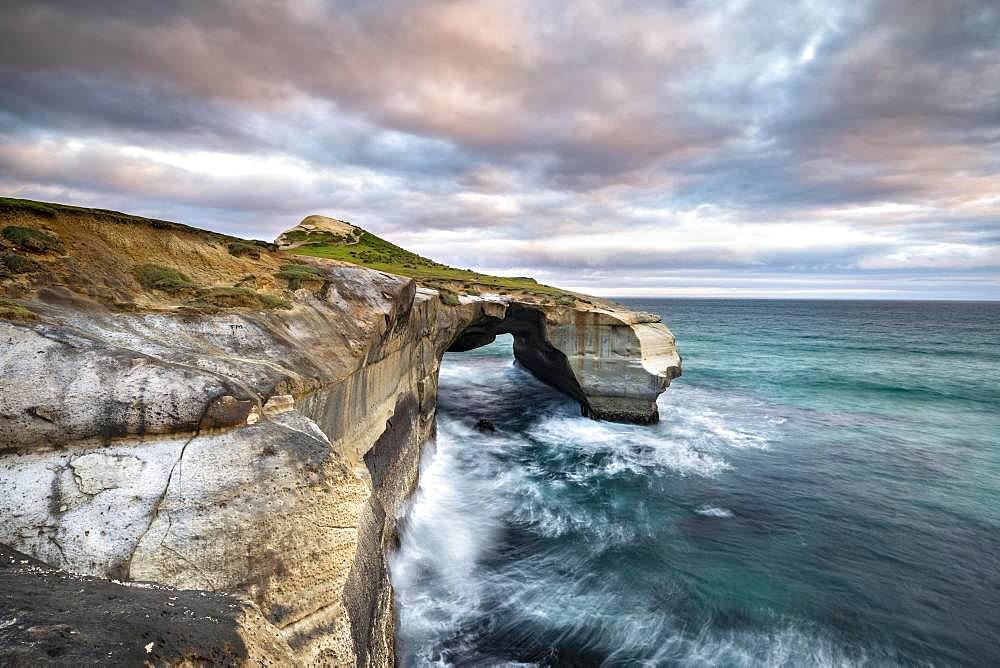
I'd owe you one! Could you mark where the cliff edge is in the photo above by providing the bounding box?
[0,199,680,665]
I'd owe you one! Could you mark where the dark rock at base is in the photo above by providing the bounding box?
[475,418,497,433]
[0,544,293,667]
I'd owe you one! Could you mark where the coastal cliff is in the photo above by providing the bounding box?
[0,199,680,665]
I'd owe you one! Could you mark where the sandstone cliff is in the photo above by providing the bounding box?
[0,199,680,665]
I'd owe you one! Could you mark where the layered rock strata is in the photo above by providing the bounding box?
[450,300,681,423]
[0,207,680,665]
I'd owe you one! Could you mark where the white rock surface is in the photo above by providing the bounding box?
[1,263,680,665]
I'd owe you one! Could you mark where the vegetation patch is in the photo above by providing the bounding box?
[292,228,571,297]
[227,241,261,259]
[253,240,279,252]
[438,289,461,306]
[0,197,273,249]
[282,229,355,245]
[1,252,38,274]
[259,293,292,309]
[275,263,322,290]
[227,240,277,257]
[555,295,577,307]
[2,226,65,253]
[133,263,196,294]
[185,287,291,311]
[0,198,59,218]
[0,299,37,321]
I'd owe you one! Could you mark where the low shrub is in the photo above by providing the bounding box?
[1,252,38,274]
[275,263,321,290]
[556,295,577,307]
[439,289,461,306]
[227,241,261,259]
[281,230,309,242]
[132,263,195,294]
[2,226,64,253]
[259,294,292,310]
[252,240,279,252]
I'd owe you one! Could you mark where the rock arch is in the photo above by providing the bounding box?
[447,299,681,424]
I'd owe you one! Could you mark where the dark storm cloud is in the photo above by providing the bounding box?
[0,72,245,146]
[0,0,997,297]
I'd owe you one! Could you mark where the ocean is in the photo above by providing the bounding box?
[390,299,1000,666]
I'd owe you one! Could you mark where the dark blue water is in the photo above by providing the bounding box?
[391,300,1000,666]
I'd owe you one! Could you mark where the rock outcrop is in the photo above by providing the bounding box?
[276,214,361,249]
[449,299,681,423]
[0,200,680,665]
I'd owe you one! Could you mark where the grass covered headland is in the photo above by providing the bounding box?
[0,196,582,309]
[290,225,575,300]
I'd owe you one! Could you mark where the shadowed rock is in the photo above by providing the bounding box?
[0,544,294,666]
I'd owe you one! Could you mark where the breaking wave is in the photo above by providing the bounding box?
[390,328,924,666]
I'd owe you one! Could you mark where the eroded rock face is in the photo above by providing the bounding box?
[0,224,679,665]
[1,266,470,666]
[449,299,681,423]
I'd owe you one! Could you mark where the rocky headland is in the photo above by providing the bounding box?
[0,198,680,665]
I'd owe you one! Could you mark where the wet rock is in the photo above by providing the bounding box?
[475,418,497,433]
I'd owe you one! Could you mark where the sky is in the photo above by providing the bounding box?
[1,1,998,299]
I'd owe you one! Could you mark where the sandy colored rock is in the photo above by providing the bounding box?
[276,214,361,249]
[0,203,681,666]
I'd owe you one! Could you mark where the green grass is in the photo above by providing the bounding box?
[292,229,570,297]
[1,196,577,302]
[2,226,65,253]
[133,263,195,294]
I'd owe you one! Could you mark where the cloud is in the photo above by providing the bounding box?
[0,0,997,298]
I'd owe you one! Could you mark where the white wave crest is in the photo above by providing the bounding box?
[695,505,734,518]
[530,415,732,479]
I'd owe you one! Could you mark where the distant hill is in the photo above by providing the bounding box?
[278,215,576,301]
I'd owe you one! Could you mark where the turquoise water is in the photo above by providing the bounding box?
[391,300,1000,666]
